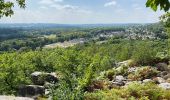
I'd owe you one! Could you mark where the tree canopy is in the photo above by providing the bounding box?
[146,0,170,12]
[0,0,25,17]
[160,12,170,27]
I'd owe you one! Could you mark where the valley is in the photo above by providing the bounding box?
[0,23,169,100]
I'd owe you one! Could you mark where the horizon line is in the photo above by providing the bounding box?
[0,22,157,25]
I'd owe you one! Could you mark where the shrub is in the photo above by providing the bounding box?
[106,68,116,81]
[131,42,156,65]
[84,82,170,100]
[128,66,158,81]
[116,65,128,76]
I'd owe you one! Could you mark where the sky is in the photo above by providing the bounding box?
[0,0,165,24]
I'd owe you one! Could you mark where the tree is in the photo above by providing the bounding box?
[146,0,170,12]
[160,12,170,57]
[160,12,170,28]
[0,0,25,17]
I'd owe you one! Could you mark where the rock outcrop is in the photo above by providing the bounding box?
[18,85,45,97]
[155,63,169,71]
[31,72,58,85]
[0,96,33,100]
[18,72,58,98]
[88,60,170,92]
[159,83,170,90]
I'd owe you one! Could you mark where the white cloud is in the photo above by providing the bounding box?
[50,4,78,10]
[104,1,117,7]
[0,0,164,24]
[39,0,80,11]
[39,0,63,5]
[39,6,48,9]
[38,0,90,14]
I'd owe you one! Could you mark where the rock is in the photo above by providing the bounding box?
[31,72,45,85]
[159,83,170,90]
[111,75,126,86]
[163,74,170,80]
[46,72,58,84]
[0,96,33,100]
[157,71,168,77]
[143,79,153,83]
[155,63,169,71]
[128,67,138,73]
[115,75,125,82]
[161,71,168,76]
[18,85,45,97]
[167,78,170,83]
[112,81,125,86]
[153,77,166,84]
[45,89,50,95]
[31,72,58,85]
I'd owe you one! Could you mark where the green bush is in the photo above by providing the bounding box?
[131,42,157,65]
[128,66,158,81]
[84,82,170,100]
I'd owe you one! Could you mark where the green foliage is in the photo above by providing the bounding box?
[128,66,158,81]
[51,79,84,100]
[146,0,170,12]
[0,39,168,95]
[0,23,168,99]
[84,82,170,100]
[160,12,170,28]
[0,0,25,17]
[0,52,35,94]
[131,41,157,65]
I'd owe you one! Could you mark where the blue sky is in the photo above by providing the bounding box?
[0,0,164,24]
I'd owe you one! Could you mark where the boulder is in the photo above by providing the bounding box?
[18,85,45,97]
[153,77,166,84]
[167,78,170,83]
[112,75,126,86]
[161,71,169,76]
[163,74,170,80]
[31,72,58,85]
[143,79,153,83]
[157,71,168,77]
[46,72,58,84]
[155,63,169,71]
[0,96,33,100]
[31,72,45,85]
[159,83,170,90]
[115,75,125,82]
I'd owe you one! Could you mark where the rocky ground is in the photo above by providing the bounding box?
[0,96,33,100]
[86,59,170,92]
[1,59,170,99]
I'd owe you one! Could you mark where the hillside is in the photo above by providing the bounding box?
[0,24,169,99]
